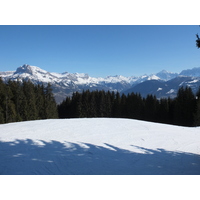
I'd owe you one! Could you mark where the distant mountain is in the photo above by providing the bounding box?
[0,64,136,103]
[1,64,200,103]
[156,70,178,81]
[180,67,200,77]
[123,76,200,98]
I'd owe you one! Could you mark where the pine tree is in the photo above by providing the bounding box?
[194,87,200,126]
[158,98,169,124]
[88,91,97,117]
[194,99,200,126]
[144,94,158,122]
[81,90,90,117]
[0,105,4,123]
[120,93,127,118]
[22,80,37,120]
[35,84,46,119]
[105,91,112,117]
[0,78,6,123]
[174,86,196,126]
[43,83,58,119]
[5,84,17,123]
[112,92,121,117]
[97,90,106,117]
[7,79,23,121]
[71,92,82,118]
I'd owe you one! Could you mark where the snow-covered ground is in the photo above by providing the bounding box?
[0,118,200,175]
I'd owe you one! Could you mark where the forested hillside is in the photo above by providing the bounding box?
[0,78,58,123]
[1,77,200,127]
[58,87,200,127]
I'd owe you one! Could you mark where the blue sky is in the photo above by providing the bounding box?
[0,25,200,77]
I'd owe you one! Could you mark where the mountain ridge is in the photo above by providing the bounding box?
[1,64,200,103]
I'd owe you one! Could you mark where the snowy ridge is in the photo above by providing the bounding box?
[1,64,200,103]
[0,64,162,85]
[0,118,200,175]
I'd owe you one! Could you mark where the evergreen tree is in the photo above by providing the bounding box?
[81,90,90,117]
[112,92,121,117]
[158,98,169,124]
[97,90,106,117]
[0,78,6,123]
[105,91,113,117]
[22,80,37,120]
[194,87,200,126]
[88,91,97,117]
[35,84,46,119]
[43,83,58,119]
[0,105,4,123]
[174,86,196,126]
[144,94,158,122]
[58,96,72,118]
[7,79,23,121]
[5,84,17,123]
[71,92,82,118]
[194,98,200,126]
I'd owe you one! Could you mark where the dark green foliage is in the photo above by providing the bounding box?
[194,87,200,126]
[144,94,159,122]
[196,34,200,48]
[43,83,58,119]
[0,78,58,124]
[173,86,196,126]
[58,87,200,127]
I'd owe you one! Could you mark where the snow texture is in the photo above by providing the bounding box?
[0,118,200,175]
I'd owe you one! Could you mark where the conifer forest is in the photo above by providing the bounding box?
[0,78,58,123]
[58,87,200,127]
[1,77,200,127]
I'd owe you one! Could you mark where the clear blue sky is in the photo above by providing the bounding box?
[0,25,200,77]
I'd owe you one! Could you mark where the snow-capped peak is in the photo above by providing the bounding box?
[180,67,200,77]
[156,69,178,81]
[147,74,160,80]
[14,64,48,75]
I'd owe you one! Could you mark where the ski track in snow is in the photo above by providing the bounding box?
[0,118,200,175]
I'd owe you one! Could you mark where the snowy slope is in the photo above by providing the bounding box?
[0,118,200,175]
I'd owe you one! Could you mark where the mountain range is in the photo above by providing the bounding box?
[1,64,200,103]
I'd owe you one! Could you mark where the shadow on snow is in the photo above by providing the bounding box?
[0,139,200,175]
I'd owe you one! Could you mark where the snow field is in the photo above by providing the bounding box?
[0,118,200,174]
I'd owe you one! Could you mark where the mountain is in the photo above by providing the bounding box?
[1,64,200,103]
[0,64,160,103]
[123,76,200,98]
[180,67,200,77]
[156,70,178,81]
[123,67,200,98]
[1,118,200,175]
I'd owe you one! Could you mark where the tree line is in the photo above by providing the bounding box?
[0,78,58,123]
[58,87,200,127]
[1,77,200,127]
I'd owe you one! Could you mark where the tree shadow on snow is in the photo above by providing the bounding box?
[0,139,200,175]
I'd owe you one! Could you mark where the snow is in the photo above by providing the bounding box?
[0,118,200,175]
[157,88,163,91]
[188,79,199,84]
[0,64,165,89]
[147,75,160,80]
[167,89,175,94]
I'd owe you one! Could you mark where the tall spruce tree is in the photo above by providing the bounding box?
[5,84,17,123]
[174,86,196,126]
[158,98,169,124]
[144,94,158,122]
[22,80,37,120]
[194,87,200,126]
[0,78,6,123]
[112,92,121,117]
[43,83,58,119]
